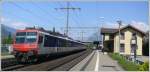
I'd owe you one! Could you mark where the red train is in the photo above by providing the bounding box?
[12,27,86,62]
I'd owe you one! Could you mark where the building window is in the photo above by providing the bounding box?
[120,32,125,40]
[120,44,125,52]
[132,33,136,39]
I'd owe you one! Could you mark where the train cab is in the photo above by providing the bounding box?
[13,29,40,62]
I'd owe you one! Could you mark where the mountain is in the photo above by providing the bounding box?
[1,24,16,40]
[86,32,102,42]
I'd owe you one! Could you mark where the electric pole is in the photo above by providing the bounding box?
[100,17,104,50]
[55,2,81,36]
[117,20,122,54]
[81,31,85,41]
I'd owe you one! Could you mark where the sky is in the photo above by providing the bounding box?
[1,0,149,41]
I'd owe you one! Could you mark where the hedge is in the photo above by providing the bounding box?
[108,53,148,71]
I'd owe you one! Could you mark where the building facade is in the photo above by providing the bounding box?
[101,25,145,55]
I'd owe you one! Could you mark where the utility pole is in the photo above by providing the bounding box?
[100,17,104,50]
[117,20,122,54]
[55,2,81,36]
[81,31,85,41]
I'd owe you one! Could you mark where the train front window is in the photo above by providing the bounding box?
[15,32,37,43]
[16,36,25,43]
[26,36,37,43]
[27,32,37,36]
[26,32,37,43]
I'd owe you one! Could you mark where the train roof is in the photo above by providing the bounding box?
[17,27,84,44]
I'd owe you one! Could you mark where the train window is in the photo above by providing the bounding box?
[44,35,56,47]
[44,35,50,47]
[26,36,37,43]
[27,32,37,36]
[38,36,43,44]
[16,32,26,36]
[15,37,25,43]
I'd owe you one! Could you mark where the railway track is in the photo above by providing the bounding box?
[2,64,27,71]
[1,58,17,68]
[2,49,92,71]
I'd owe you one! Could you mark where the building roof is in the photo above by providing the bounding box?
[114,25,145,35]
[101,24,145,36]
[101,28,118,34]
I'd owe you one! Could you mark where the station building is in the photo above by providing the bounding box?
[101,25,145,55]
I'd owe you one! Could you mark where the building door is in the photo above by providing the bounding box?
[131,44,136,53]
[120,44,125,53]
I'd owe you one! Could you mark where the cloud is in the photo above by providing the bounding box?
[1,17,30,29]
[1,17,6,22]
[0,17,10,22]
[130,20,149,32]
[102,20,148,32]
[102,22,126,28]
[11,22,29,29]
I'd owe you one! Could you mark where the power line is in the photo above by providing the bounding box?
[69,3,81,26]
[9,2,50,25]
[57,2,64,8]
[31,1,57,25]
[3,11,36,25]
[61,27,99,29]
[55,2,81,36]
[30,1,58,25]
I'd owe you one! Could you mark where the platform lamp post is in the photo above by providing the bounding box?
[130,34,137,62]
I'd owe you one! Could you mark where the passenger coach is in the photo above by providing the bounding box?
[13,27,86,62]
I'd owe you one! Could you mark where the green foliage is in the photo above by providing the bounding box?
[2,34,13,44]
[109,53,140,71]
[139,61,149,71]
[3,38,13,44]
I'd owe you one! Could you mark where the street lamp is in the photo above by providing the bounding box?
[130,34,137,62]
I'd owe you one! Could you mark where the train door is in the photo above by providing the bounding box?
[38,34,44,54]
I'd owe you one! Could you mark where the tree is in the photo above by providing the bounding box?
[142,31,149,56]
[2,33,13,44]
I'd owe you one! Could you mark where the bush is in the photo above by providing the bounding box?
[139,61,149,71]
[108,53,140,71]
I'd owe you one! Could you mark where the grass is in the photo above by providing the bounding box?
[108,53,140,71]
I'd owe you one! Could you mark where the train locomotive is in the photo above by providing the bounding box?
[12,27,86,62]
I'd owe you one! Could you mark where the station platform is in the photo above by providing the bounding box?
[70,50,124,71]
[1,55,15,59]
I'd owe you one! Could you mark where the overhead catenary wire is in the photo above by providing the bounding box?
[55,2,81,36]
[69,3,81,26]
[30,1,60,25]
[9,2,51,25]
